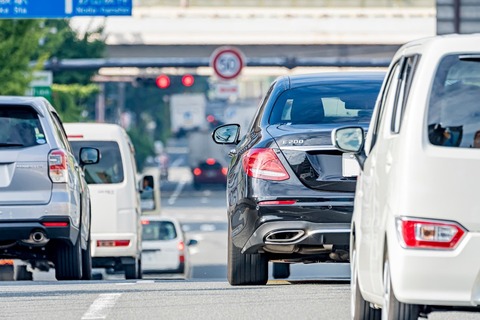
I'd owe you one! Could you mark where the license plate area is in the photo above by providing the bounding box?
[342,153,359,177]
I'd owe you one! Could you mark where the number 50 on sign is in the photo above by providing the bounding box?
[210,46,245,80]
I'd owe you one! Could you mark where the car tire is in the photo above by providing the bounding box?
[15,265,33,281]
[137,258,143,279]
[81,237,92,280]
[272,263,290,279]
[227,226,268,286]
[55,237,82,281]
[382,256,420,320]
[351,247,381,320]
[125,258,141,280]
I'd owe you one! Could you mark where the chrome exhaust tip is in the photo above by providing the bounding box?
[265,229,305,244]
[20,231,49,246]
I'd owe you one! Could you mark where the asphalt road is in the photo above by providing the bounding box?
[1,165,480,319]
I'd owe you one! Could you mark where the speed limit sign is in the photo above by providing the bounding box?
[210,46,245,80]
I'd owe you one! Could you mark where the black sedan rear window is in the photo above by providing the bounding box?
[269,81,382,125]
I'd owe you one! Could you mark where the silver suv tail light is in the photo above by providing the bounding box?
[48,149,68,183]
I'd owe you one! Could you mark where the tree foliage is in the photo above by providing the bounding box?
[52,84,99,122]
[0,20,47,95]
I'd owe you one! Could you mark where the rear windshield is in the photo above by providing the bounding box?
[199,162,223,170]
[70,141,124,184]
[142,221,177,241]
[427,54,480,148]
[0,106,46,148]
[269,80,382,125]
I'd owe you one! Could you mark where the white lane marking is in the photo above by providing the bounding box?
[168,180,187,205]
[82,293,122,320]
[136,280,155,284]
[170,157,184,167]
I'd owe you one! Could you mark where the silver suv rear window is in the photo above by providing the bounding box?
[0,106,46,148]
[428,54,480,148]
[70,140,124,184]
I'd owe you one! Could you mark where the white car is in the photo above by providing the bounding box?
[141,216,197,276]
[332,34,480,319]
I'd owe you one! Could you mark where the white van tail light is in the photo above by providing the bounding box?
[396,217,466,249]
[48,150,68,183]
[242,148,289,181]
[178,241,185,263]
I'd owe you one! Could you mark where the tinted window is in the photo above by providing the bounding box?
[199,162,223,170]
[428,54,480,148]
[70,141,124,184]
[142,221,177,241]
[0,106,46,148]
[269,80,382,125]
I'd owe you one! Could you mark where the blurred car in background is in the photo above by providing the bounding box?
[141,216,197,276]
[192,158,227,190]
[0,96,99,281]
[212,72,385,285]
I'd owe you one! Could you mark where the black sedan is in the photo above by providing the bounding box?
[212,72,385,285]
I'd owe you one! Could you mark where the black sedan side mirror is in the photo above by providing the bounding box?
[212,124,240,145]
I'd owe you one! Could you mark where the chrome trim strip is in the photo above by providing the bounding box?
[280,145,336,151]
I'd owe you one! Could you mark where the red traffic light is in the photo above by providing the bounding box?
[181,74,195,87]
[155,74,170,89]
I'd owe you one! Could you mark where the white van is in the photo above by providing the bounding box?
[333,34,480,319]
[65,123,142,279]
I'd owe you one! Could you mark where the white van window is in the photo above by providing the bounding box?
[428,54,480,148]
[391,55,419,134]
[70,141,125,184]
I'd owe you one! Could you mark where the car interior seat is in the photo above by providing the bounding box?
[290,97,325,124]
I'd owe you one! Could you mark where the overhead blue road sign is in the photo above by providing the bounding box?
[0,0,132,18]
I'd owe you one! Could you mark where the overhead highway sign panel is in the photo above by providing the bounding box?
[0,0,132,18]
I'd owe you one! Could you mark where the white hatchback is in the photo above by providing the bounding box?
[333,34,480,319]
[141,216,196,276]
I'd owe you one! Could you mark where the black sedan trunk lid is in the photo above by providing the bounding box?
[267,124,363,192]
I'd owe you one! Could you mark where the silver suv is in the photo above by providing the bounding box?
[0,96,99,280]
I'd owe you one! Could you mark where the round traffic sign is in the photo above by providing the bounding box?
[210,46,245,80]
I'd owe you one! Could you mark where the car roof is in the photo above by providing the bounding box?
[395,33,480,59]
[276,71,386,89]
[0,96,53,118]
[141,215,180,224]
[64,122,128,141]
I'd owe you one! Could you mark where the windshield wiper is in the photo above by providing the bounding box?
[0,143,24,147]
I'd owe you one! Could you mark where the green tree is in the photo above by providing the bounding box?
[52,84,99,122]
[44,20,106,85]
[0,20,47,95]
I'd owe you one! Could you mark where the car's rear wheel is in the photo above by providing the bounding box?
[55,237,82,280]
[351,247,381,320]
[81,237,92,280]
[382,257,420,320]
[137,258,143,279]
[227,226,268,285]
[125,258,141,280]
[272,263,290,279]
